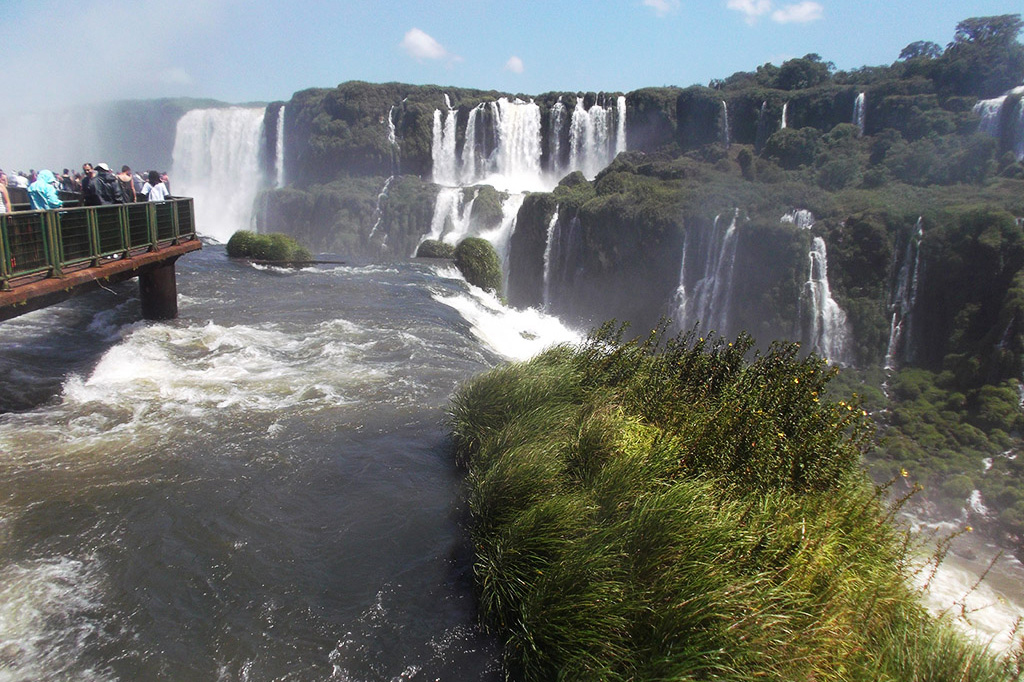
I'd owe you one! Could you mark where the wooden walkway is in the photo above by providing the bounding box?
[1,198,201,321]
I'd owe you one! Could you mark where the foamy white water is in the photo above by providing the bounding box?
[432,266,581,361]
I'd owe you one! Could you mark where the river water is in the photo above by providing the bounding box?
[1,244,1022,681]
[0,244,577,681]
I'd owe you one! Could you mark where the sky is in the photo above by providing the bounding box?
[1,0,1022,110]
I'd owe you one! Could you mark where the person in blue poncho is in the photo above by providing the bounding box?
[27,169,63,210]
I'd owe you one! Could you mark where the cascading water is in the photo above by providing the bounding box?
[431,95,458,186]
[420,187,478,253]
[368,176,394,243]
[615,96,627,156]
[974,95,1008,137]
[803,237,852,365]
[423,92,625,292]
[171,106,266,244]
[542,208,561,310]
[1015,98,1024,161]
[461,104,483,184]
[274,106,286,188]
[853,92,866,136]
[781,101,789,129]
[677,210,741,336]
[781,209,815,230]
[885,218,924,370]
[549,99,567,177]
[973,87,1024,161]
[569,96,619,180]
[477,194,527,294]
[491,99,543,190]
[719,101,731,148]
[387,104,400,173]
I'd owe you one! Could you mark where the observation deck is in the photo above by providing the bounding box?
[0,195,201,322]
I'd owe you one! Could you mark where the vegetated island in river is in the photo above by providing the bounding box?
[449,324,1024,680]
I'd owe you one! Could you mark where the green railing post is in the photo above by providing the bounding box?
[86,206,102,267]
[170,200,181,244]
[119,204,131,257]
[0,214,10,291]
[147,202,158,251]
[44,211,63,278]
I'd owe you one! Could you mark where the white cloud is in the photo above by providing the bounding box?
[505,56,525,74]
[643,0,680,17]
[727,0,772,24]
[400,28,451,61]
[771,1,824,23]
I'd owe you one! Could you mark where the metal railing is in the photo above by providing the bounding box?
[0,198,196,291]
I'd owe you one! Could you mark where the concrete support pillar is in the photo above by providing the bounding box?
[139,258,179,320]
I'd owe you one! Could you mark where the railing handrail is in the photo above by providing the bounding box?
[0,197,196,291]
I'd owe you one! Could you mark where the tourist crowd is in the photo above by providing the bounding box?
[0,164,172,213]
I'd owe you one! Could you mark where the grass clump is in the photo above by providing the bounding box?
[449,323,1022,681]
[225,229,312,261]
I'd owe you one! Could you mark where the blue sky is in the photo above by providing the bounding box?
[2,0,1022,109]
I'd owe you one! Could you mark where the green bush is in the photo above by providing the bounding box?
[453,237,502,294]
[414,239,455,259]
[225,230,312,261]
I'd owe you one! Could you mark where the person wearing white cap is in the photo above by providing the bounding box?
[84,163,126,206]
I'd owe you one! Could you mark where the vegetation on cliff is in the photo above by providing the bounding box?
[450,325,1021,680]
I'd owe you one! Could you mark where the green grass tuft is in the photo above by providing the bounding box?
[449,324,1021,680]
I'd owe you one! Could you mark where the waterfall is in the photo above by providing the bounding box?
[671,234,689,332]
[492,98,543,189]
[430,96,542,191]
[615,95,627,156]
[368,176,394,242]
[781,209,815,230]
[679,210,740,335]
[171,106,265,243]
[754,101,768,151]
[461,104,483,184]
[274,106,285,188]
[853,92,866,136]
[549,99,566,177]
[478,193,527,292]
[973,86,1024,161]
[719,101,731,148]
[1015,98,1024,161]
[885,218,924,370]
[803,237,852,365]
[781,101,789,130]
[387,104,400,173]
[569,96,614,179]
[542,207,561,310]
[419,187,479,253]
[974,95,1008,137]
[431,95,458,185]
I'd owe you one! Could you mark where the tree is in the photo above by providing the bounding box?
[932,14,1024,98]
[776,54,834,91]
[899,41,942,61]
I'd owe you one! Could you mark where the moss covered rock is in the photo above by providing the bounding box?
[226,230,312,262]
[415,239,456,259]
[453,237,502,294]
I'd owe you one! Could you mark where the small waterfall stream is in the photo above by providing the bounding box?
[885,218,924,370]
[803,237,852,365]
[853,92,866,136]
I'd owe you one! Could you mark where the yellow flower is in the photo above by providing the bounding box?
[900,468,908,478]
